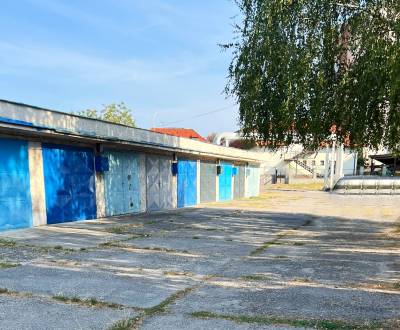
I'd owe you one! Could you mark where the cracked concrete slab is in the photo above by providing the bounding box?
[0,190,398,329]
[0,264,193,308]
[0,295,138,330]
[169,282,400,323]
[140,314,303,330]
[60,248,228,277]
[0,226,126,250]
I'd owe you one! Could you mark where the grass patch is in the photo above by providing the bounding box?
[292,278,312,283]
[53,294,123,309]
[146,221,157,225]
[365,281,400,291]
[34,245,76,253]
[105,224,144,235]
[117,244,191,255]
[0,287,32,298]
[270,182,324,191]
[190,311,380,329]
[0,288,9,294]
[0,261,20,269]
[99,234,151,248]
[144,287,194,316]
[108,317,139,330]
[273,255,289,259]
[250,239,283,256]
[192,236,200,239]
[163,270,192,277]
[0,238,76,254]
[137,246,188,253]
[106,227,127,235]
[393,223,400,234]
[108,287,196,330]
[241,274,271,281]
[0,239,17,248]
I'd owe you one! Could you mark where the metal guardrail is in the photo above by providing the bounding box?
[334,176,400,194]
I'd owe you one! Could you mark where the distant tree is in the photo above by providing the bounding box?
[207,132,217,143]
[224,0,400,151]
[78,102,136,127]
[229,138,257,150]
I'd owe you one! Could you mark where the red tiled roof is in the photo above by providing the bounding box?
[151,128,208,143]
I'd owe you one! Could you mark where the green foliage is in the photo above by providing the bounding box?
[225,0,400,151]
[229,138,257,149]
[78,102,136,127]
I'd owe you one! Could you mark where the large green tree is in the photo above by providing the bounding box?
[225,0,400,151]
[78,102,136,127]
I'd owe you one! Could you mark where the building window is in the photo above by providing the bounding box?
[320,160,325,166]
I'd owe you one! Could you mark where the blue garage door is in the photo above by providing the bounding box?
[104,151,141,216]
[42,144,96,224]
[177,159,197,208]
[219,162,233,201]
[0,139,32,231]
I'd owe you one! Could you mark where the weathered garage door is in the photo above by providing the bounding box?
[200,161,216,203]
[219,162,233,201]
[42,144,96,224]
[146,155,174,211]
[0,138,32,231]
[177,159,197,208]
[234,165,246,199]
[246,165,260,197]
[104,151,141,216]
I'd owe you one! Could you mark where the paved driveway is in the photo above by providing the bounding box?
[0,191,399,329]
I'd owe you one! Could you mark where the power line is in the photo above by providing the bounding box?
[158,104,236,127]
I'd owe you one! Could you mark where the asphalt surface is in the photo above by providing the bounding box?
[0,190,398,329]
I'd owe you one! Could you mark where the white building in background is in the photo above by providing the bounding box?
[212,132,358,187]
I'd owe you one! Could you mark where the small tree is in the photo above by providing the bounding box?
[78,102,136,127]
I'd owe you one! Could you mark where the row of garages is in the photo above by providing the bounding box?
[0,138,261,231]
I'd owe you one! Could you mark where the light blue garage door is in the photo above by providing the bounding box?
[246,165,260,197]
[42,144,96,224]
[219,162,233,201]
[0,138,32,231]
[177,159,197,208]
[104,151,141,216]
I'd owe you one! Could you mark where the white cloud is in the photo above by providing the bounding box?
[0,40,219,84]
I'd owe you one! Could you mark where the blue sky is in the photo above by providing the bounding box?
[0,0,240,136]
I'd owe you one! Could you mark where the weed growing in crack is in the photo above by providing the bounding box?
[53,294,123,309]
[241,274,271,281]
[0,261,20,269]
[190,311,381,329]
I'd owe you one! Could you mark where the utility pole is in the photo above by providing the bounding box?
[330,135,336,192]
